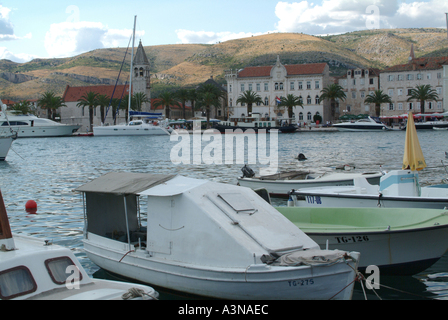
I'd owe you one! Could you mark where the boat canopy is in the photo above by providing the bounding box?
[75,172,175,195]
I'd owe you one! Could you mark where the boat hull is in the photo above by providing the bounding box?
[333,125,388,132]
[214,124,297,133]
[93,125,170,136]
[278,207,448,275]
[11,125,81,138]
[294,191,448,209]
[238,172,383,197]
[84,233,359,300]
[0,136,13,161]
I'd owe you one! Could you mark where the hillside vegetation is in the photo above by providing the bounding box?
[1,28,447,101]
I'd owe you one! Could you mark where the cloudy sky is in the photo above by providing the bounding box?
[1,0,447,63]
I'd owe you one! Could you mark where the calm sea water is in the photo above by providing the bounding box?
[1,129,448,300]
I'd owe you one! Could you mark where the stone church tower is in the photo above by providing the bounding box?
[132,40,151,112]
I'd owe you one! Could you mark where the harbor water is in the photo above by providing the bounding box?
[1,129,448,300]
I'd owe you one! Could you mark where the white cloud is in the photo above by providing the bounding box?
[176,29,271,44]
[0,47,38,63]
[0,5,14,36]
[44,21,145,58]
[274,0,448,35]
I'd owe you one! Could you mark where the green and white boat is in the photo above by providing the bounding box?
[276,206,448,275]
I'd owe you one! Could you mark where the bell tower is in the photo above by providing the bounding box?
[132,40,151,112]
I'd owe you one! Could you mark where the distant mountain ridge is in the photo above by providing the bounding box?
[0,28,447,102]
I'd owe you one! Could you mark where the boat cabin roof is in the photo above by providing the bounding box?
[75,172,175,195]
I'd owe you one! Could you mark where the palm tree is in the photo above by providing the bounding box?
[236,90,263,116]
[176,88,190,120]
[407,84,439,117]
[188,89,199,117]
[133,92,150,112]
[319,84,346,121]
[278,94,304,124]
[37,91,67,120]
[364,90,392,117]
[12,100,34,115]
[77,91,99,132]
[152,92,180,120]
[96,94,110,125]
[196,84,225,128]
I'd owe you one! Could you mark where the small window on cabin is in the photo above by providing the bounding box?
[0,266,37,300]
[45,257,82,285]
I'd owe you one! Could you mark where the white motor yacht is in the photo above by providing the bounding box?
[0,112,80,138]
[333,117,390,132]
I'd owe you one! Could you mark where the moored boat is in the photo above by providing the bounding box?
[0,113,80,138]
[76,172,360,300]
[277,206,448,275]
[333,117,390,132]
[238,165,383,197]
[0,190,158,300]
[289,170,448,209]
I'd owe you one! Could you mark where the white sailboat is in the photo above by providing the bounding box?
[76,172,361,300]
[93,16,170,137]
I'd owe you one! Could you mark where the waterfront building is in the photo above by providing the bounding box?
[225,56,331,124]
[337,68,381,116]
[379,47,447,117]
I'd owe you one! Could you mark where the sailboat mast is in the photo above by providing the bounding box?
[128,15,137,121]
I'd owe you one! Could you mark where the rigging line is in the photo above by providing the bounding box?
[114,80,128,122]
[103,34,133,123]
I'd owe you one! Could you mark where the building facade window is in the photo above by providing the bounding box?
[307,81,311,89]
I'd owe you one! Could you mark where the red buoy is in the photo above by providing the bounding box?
[25,200,37,214]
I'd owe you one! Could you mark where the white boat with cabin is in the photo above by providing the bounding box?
[92,17,171,137]
[76,172,360,300]
[333,117,390,132]
[290,170,448,209]
[0,190,158,300]
[238,165,383,197]
[0,104,79,138]
[93,112,172,137]
[0,113,80,138]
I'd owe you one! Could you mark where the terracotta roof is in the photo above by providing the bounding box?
[0,99,16,106]
[62,85,130,102]
[382,57,448,73]
[237,63,327,78]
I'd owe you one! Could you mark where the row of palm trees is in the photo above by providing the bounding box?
[153,83,225,128]
[235,83,440,123]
